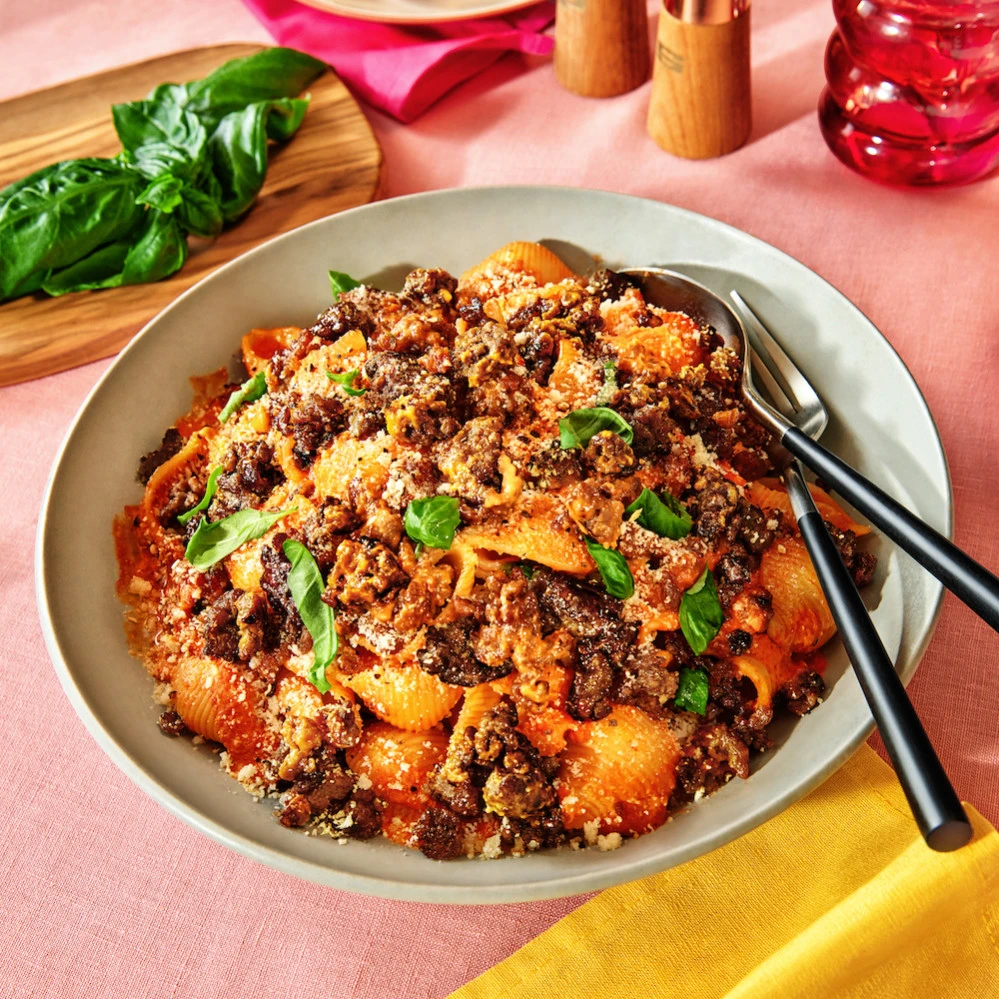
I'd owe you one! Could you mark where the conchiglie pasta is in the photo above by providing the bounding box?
[456,495,592,576]
[558,706,679,835]
[603,295,706,379]
[343,662,463,731]
[312,432,394,507]
[761,535,837,653]
[241,326,301,375]
[171,656,279,771]
[453,683,504,735]
[345,722,449,808]
[141,430,212,521]
[547,337,597,410]
[512,662,577,756]
[746,478,870,536]
[459,241,576,297]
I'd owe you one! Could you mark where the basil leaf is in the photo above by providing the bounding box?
[404,496,461,550]
[585,539,634,599]
[208,98,309,221]
[326,369,366,396]
[559,407,633,449]
[679,566,725,655]
[39,209,187,295]
[0,158,144,301]
[625,487,693,540]
[120,210,189,285]
[136,173,186,213]
[185,506,294,570]
[519,563,536,580]
[39,240,132,295]
[112,99,209,181]
[674,667,710,715]
[329,270,361,299]
[175,185,224,239]
[283,539,337,693]
[177,467,223,525]
[219,370,267,423]
[595,360,618,406]
[176,48,327,133]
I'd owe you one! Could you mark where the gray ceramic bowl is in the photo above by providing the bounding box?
[37,187,948,903]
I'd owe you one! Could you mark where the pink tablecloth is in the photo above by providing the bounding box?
[2,2,997,997]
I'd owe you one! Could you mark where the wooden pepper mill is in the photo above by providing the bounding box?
[554,0,651,98]
[647,0,752,158]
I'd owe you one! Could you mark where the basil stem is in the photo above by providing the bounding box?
[283,539,337,693]
[404,496,461,550]
[679,566,724,655]
[326,369,366,396]
[625,487,693,540]
[559,407,633,449]
[219,370,267,423]
[585,539,634,600]
[185,506,294,570]
[177,467,223,525]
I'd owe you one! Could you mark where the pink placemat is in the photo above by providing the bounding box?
[2,1,998,997]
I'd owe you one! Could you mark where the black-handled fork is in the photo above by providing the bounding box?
[731,289,999,635]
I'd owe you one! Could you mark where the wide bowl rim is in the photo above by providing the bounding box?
[36,185,949,903]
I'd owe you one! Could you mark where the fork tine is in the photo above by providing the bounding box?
[749,346,795,417]
[730,290,828,440]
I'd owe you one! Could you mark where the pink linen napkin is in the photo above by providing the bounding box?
[241,0,555,122]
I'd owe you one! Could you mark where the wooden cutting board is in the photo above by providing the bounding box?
[0,44,383,387]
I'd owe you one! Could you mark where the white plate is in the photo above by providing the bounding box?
[37,187,949,903]
[298,0,538,24]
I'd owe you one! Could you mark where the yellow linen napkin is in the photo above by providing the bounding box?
[451,745,999,999]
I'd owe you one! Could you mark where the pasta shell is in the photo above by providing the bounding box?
[172,656,280,771]
[459,241,576,294]
[745,479,870,536]
[761,536,837,653]
[604,300,705,379]
[240,326,301,376]
[512,663,577,756]
[558,706,679,834]
[345,722,449,808]
[548,337,599,410]
[453,683,504,735]
[343,662,463,731]
[457,495,592,575]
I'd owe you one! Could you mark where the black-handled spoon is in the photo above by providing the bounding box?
[785,462,972,851]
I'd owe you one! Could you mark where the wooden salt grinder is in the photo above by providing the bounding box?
[647,0,752,158]
[554,0,651,98]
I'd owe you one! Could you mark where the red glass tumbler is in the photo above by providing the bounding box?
[819,0,999,184]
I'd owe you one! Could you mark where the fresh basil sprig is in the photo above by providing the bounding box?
[585,539,634,600]
[283,539,337,693]
[674,667,710,715]
[0,48,325,303]
[679,566,724,655]
[329,270,361,299]
[404,496,461,551]
[326,369,366,396]
[185,506,295,570]
[177,466,223,525]
[219,370,267,423]
[625,487,693,540]
[559,407,633,449]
